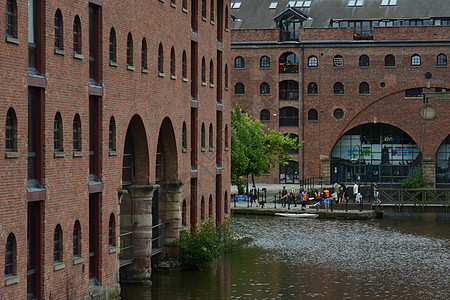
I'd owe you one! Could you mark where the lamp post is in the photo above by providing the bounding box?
[351,145,363,211]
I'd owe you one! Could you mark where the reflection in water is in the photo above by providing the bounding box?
[121,216,449,299]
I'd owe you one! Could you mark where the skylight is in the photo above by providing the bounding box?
[381,0,397,6]
[348,0,364,6]
[231,2,242,9]
[294,0,311,8]
[269,2,278,9]
[288,1,296,7]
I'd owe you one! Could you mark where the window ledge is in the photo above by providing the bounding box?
[210,83,215,88]
[384,66,396,69]
[436,65,447,68]
[209,147,214,152]
[260,67,270,70]
[142,68,149,74]
[73,151,83,157]
[109,61,118,67]
[109,150,118,156]
[5,151,19,158]
[201,147,206,152]
[171,3,176,8]
[359,66,369,69]
[159,0,164,2]
[54,49,65,56]
[307,93,318,96]
[202,82,207,86]
[210,20,215,26]
[182,77,188,82]
[234,67,245,70]
[333,66,344,69]
[410,65,422,68]
[6,36,20,45]
[234,94,245,96]
[307,66,318,69]
[158,72,165,78]
[73,257,84,265]
[4,275,19,286]
[182,8,188,13]
[127,65,135,71]
[225,87,229,91]
[73,53,84,60]
[359,93,370,96]
[182,147,188,153]
[405,96,422,100]
[54,151,65,158]
[333,94,344,96]
[260,120,270,123]
[259,93,270,96]
[225,28,229,32]
[109,246,119,254]
[202,16,207,22]
[225,147,229,151]
[307,120,319,123]
[171,75,177,80]
[53,262,66,271]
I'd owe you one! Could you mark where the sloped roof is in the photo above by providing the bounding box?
[273,7,309,22]
[231,0,450,29]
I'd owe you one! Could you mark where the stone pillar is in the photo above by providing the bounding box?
[320,155,331,185]
[159,181,184,256]
[120,184,159,282]
[422,155,436,187]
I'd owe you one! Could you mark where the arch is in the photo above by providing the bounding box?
[436,135,450,183]
[201,57,206,82]
[359,55,369,67]
[4,233,16,277]
[208,195,213,217]
[334,82,344,94]
[333,55,344,67]
[308,55,318,67]
[109,28,117,62]
[279,107,299,127]
[308,109,318,121]
[54,224,63,263]
[359,82,370,94]
[280,160,299,183]
[170,47,176,76]
[54,9,63,50]
[437,54,447,66]
[73,16,82,54]
[260,82,270,94]
[411,54,421,66]
[201,196,205,219]
[6,0,17,38]
[260,109,270,121]
[209,123,213,148]
[260,55,270,68]
[235,82,245,95]
[108,213,116,246]
[279,52,298,73]
[109,116,116,151]
[209,59,214,84]
[279,80,299,100]
[156,117,179,182]
[127,33,133,66]
[141,38,148,70]
[182,51,187,78]
[73,114,81,151]
[73,220,81,257]
[158,43,164,73]
[234,56,244,68]
[54,112,63,152]
[385,54,395,67]
[330,123,421,184]
[201,123,206,148]
[307,82,318,94]
[5,107,17,152]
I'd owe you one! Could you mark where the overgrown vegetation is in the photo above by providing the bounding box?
[174,218,239,270]
[400,166,426,188]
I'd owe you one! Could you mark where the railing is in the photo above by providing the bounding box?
[378,188,450,212]
[279,89,299,100]
[279,63,299,73]
[280,29,299,42]
[151,223,164,256]
[119,231,134,267]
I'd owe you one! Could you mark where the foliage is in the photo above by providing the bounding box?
[174,218,238,270]
[400,166,426,188]
[231,103,301,190]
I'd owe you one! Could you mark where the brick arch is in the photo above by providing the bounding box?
[156,117,178,181]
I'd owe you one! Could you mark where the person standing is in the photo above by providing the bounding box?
[339,183,346,204]
[281,186,287,207]
[288,186,297,208]
[373,182,380,204]
[353,182,359,203]
[250,185,257,207]
[301,189,307,211]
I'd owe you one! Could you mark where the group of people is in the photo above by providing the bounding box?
[281,186,308,210]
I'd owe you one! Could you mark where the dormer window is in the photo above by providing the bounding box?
[274,8,308,42]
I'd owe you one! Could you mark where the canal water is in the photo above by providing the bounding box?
[121,215,449,299]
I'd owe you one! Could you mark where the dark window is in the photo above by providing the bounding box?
[307,82,318,95]
[28,0,39,70]
[182,200,187,226]
[209,124,213,148]
[201,197,205,219]
[127,33,133,66]
[333,55,344,67]
[182,122,187,148]
[182,51,187,78]
[201,57,206,82]
[279,80,299,100]
[359,55,369,67]
[73,16,81,54]
[437,54,447,66]
[411,54,421,66]
[279,107,299,127]
[209,60,214,84]
[54,9,63,50]
[89,5,99,81]
[210,0,214,21]
[171,47,176,76]
[4,233,15,277]
[54,113,63,152]
[108,214,115,247]
[201,123,205,148]
[359,82,370,94]
[208,195,213,217]
[28,88,40,183]
[109,28,116,62]
[235,83,245,95]
[54,225,62,263]
[279,52,299,73]
[308,109,318,121]
[405,88,423,97]
[308,56,318,67]
[260,56,270,68]
[6,0,16,37]
[141,38,147,70]
[183,0,187,9]
[334,109,344,119]
[73,221,81,257]
[225,6,229,29]
[260,82,270,94]
[158,43,164,73]
[109,117,115,151]
[260,109,270,121]
[6,108,16,152]
[224,65,229,88]
[385,54,395,67]
[234,56,244,68]
[334,82,344,94]
[202,0,206,18]
[225,124,229,148]
[73,114,81,151]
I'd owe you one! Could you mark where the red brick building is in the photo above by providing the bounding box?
[0,0,231,299]
[231,0,450,186]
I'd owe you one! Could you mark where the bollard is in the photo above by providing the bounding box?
[247,193,249,208]
[360,196,363,212]
[345,197,348,212]
[234,193,236,207]
[274,194,277,209]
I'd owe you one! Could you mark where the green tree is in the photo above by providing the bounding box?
[231,104,301,193]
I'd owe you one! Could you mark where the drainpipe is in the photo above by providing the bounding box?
[301,43,305,184]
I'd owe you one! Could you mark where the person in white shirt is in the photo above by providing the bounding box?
[353,182,359,203]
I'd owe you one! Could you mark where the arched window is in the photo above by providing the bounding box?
[201,57,206,82]
[127,33,133,66]
[260,109,270,121]
[225,125,229,149]
[73,16,82,54]
[279,52,298,73]
[279,80,299,100]
[279,107,299,127]
[234,56,244,68]
[385,54,395,67]
[334,82,344,94]
[201,123,206,148]
[437,54,447,66]
[260,82,270,94]
[158,43,164,73]
[182,122,187,149]
[260,56,270,68]
[6,0,17,38]
[141,38,148,70]
[73,221,81,257]
[359,55,369,67]
[210,0,214,21]
[109,214,115,247]
[225,6,229,29]
[359,82,370,94]
[109,28,117,62]
[224,192,228,215]
[181,200,187,226]
[308,109,318,121]
[235,83,245,95]
[308,56,318,67]
[209,60,214,84]
[307,82,318,94]
[5,108,16,152]
[201,196,205,219]
[54,113,63,152]
[333,55,344,67]
[411,54,421,66]
[4,233,16,277]
[73,114,81,151]
[208,195,213,217]
[182,51,187,78]
[209,123,213,148]
[202,0,206,18]
[171,47,176,76]
[54,9,63,50]
[109,117,116,151]
[224,65,229,88]
[54,225,63,263]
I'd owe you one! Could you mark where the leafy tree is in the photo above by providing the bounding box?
[231,104,301,193]
[400,166,426,188]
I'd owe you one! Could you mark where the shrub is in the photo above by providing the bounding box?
[400,166,426,188]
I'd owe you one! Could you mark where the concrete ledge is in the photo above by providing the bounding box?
[4,275,19,286]
[5,151,19,158]
[53,262,66,271]
[73,257,84,265]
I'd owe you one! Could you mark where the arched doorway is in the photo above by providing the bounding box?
[331,123,421,184]
[280,160,299,183]
[436,135,450,183]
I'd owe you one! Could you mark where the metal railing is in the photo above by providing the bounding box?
[378,188,450,212]
[151,223,164,256]
[119,231,134,267]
